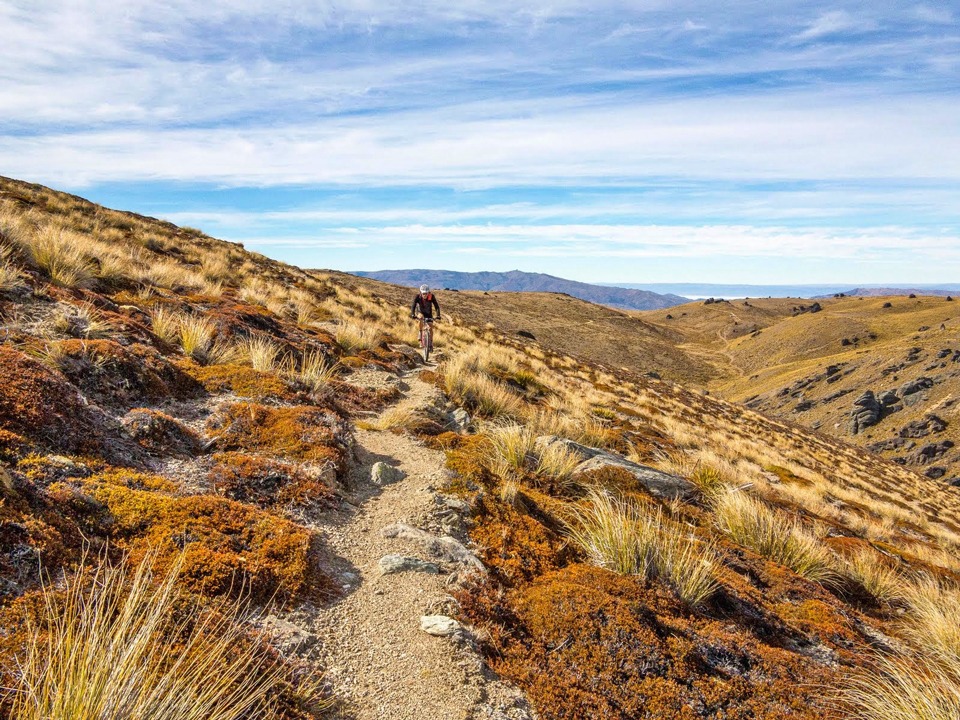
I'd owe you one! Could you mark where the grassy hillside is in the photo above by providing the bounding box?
[643,296,960,484]
[2,176,959,719]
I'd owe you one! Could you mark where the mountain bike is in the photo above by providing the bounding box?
[418,317,436,362]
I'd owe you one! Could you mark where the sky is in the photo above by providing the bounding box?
[2,1,959,284]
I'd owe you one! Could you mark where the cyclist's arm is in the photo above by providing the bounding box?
[431,296,441,317]
[410,296,419,317]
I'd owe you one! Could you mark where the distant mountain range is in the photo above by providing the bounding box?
[352,269,688,311]
[609,282,960,299]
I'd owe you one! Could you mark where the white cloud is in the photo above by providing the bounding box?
[792,10,874,42]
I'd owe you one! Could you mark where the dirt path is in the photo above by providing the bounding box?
[284,369,534,720]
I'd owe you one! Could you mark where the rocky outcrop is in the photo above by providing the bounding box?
[899,414,948,438]
[536,435,696,499]
[900,376,934,405]
[849,391,881,435]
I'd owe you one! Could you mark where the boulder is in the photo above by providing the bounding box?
[910,440,954,465]
[420,615,462,637]
[878,390,900,407]
[900,377,934,405]
[536,435,696,499]
[849,391,881,435]
[371,461,405,486]
[381,523,485,572]
[899,414,948,438]
[379,554,441,575]
[925,467,947,479]
[448,408,472,432]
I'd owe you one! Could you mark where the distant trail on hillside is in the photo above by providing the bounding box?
[352,269,687,311]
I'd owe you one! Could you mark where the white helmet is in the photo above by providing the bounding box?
[420,285,429,293]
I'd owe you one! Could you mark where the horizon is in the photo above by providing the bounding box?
[2,1,959,283]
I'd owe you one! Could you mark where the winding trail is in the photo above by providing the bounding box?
[290,370,534,720]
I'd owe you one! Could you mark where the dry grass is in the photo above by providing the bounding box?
[843,653,960,720]
[713,490,839,584]
[534,440,583,485]
[840,548,906,604]
[443,353,523,419]
[50,303,113,339]
[150,306,181,344]
[901,577,960,661]
[178,315,216,362]
[566,490,719,606]
[334,321,382,353]
[0,245,23,292]
[9,553,298,720]
[240,335,282,373]
[289,349,340,391]
[25,226,96,288]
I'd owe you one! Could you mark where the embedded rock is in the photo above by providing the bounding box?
[381,523,485,572]
[371,461,405,486]
[379,554,441,575]
[899,414,948,438]
[899,377,934,405]
[420,615,462,637]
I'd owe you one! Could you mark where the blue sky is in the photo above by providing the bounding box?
[2,1,958,284]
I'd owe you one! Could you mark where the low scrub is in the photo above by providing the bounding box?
[713,490,839,585]
[566,490,719,606]
[8,553,296,720]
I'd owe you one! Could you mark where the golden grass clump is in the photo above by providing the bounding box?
[25,226,96,288]
[9,553,291,720]
[566,490,719,606]
[334,321,382,353]
[288,348,339,391]
[901,577,960,661]
[843,654,960,720]
[0,245,23,292]
[443,353,523,419]
[178,315,216,362]
[149,306,181,344]
[240,335,282,373]
[840,548,906,604]
[713,490,839,584]
[534,440,583,484]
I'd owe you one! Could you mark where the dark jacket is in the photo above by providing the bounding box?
[411,292,441,318]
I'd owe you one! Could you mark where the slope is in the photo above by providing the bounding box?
[643,295,960,484]
[2,175,960,720]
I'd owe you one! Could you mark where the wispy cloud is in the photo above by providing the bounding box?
[1,0,958,283]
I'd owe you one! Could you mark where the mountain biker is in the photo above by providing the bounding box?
[410,285,441,346]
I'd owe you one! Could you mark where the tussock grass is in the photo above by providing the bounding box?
[150,306,181,344]
[335,321,382,353]
[289,349,339,391]
[9,554,294,720]
[901,577,960,661]
[489,424,537,474]
[178,315,216,362]
[534,441,583,485]
[713,490,839,584]
[843,654,960,720]
[840,548,906,604]
[50,303,113,339]
[240,335,282,373]
[27,226,96,288]
[567,490,719,606]
[443,353,523,419]
[0,245,23,292]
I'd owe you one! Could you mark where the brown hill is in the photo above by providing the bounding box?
[1,175,959,720]
[642,296,960,485]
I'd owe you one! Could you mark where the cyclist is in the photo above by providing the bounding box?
[410,284,441,347]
